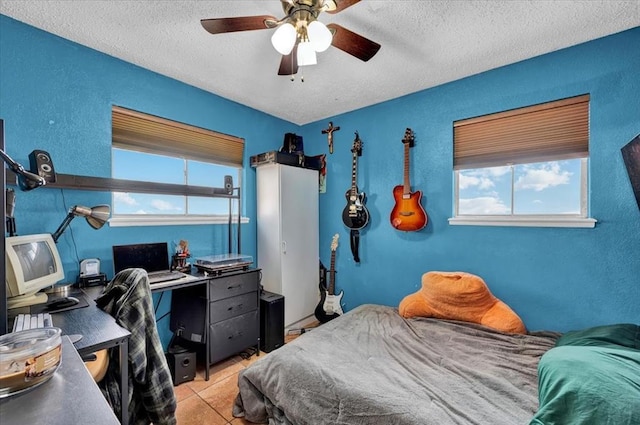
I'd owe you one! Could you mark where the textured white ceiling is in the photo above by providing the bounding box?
[1,1,639,125]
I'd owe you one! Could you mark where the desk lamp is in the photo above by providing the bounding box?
[52,204,111,243]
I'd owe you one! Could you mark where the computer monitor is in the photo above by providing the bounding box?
[5,233,64,309]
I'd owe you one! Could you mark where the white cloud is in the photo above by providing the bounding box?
[113,192,138,206]
[486,166,511,177]
[134,209,147,214]
[459,196,510,214]
[459,166,510,190]
[459,174,496,190]
[515,163,572,192]
[151,199,182,211]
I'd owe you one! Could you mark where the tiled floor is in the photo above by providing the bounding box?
[174,333,304,425]
[173,351,260,425]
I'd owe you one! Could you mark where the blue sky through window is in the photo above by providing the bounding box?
[458,159,582,215]
[112,148,239,215]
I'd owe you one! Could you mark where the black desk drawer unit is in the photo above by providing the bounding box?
[210,292,257,324]
[209,271,258,300]
[170,269,261,378]
[209,310,259,364]
[207,270,260,365]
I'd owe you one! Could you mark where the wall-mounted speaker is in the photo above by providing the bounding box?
[29,149,56,183]
[224,175,233,194]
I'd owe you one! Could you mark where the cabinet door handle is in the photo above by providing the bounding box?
[227,303,243,311]
[227,284,240,290]
[282,241,287,254]
[228,331,243,340]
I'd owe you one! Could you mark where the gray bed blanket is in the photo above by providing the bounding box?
[234,304,559,425]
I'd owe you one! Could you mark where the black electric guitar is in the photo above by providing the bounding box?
[314,234,343,323]
[342,132,370,229]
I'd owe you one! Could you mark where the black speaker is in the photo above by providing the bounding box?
[166,350,196,385]
[29,149,56,183]
[260,290,284,353]
[224,175,233,194]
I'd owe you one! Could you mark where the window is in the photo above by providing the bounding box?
[110,106,244,226]
[450,94,596,228]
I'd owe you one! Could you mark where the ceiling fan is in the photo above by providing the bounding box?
[201,0,381,76]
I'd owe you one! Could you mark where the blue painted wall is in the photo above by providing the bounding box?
[0,15,297,345]
[1,15,638,339]
[302,27,640,332]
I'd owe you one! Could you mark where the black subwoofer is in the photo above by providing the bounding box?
[166,350,196,386]
[260,290,284,353]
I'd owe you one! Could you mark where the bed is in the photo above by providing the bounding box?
[233,271,640,424]
[233,304,559,425]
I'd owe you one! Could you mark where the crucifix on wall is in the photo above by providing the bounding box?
[321,121,341,154]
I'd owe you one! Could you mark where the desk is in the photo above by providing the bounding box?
[7,287,131,425]
[51,287,130,425]
[152,269,261,381]
[0,336,119,425]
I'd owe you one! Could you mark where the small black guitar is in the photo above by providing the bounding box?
[342,132,370,230]
[314,234,343,324]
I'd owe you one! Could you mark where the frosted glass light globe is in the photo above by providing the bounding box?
[271,23,297,55]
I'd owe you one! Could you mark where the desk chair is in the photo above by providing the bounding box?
[96,268,177,425]
[84,349,109,382]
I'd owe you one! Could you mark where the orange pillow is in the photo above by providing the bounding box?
[398,271,526,334]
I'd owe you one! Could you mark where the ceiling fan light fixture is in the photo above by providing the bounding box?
[307,20,332,52]
[297,40,317,66]
[271,22,297,55]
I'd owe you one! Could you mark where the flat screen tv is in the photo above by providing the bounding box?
[5,233,64,309]
[621,134,640,212]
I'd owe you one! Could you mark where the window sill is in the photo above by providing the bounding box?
[109,215,250,227]
[448,216,597,228]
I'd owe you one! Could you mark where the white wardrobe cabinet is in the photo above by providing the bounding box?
[256,163,319,327]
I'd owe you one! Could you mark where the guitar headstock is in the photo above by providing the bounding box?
[402,128,415,147]
[352,132,363,156]
[331,233,339,251]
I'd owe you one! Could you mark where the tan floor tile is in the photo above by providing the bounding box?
[186,357,244,393]
[173,381,196,402]
[208,358,246,383]
[175,394,228,425]
[239,351,266,367]
[198,373,242,422]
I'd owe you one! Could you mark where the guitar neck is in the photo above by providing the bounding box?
[328,251,336,295]
[350,151,358,195]
[403,141,411,195]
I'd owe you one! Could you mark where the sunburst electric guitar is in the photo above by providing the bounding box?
[314,234,343,323]
[390,128,428,231]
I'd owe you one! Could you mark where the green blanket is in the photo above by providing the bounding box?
[530,324,640,425]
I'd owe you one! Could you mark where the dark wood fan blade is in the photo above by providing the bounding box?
[201,16,277,34]
[326,0,361,14]
[278,44,299,75]
[326,23,380,62]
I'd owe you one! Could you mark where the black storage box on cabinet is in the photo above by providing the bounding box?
[260,290,284,353]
